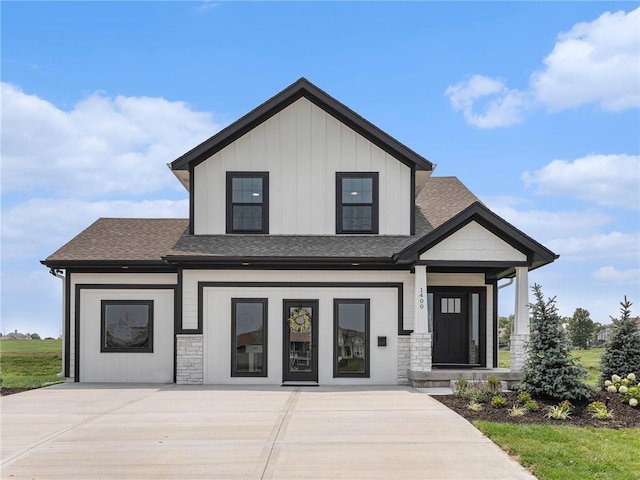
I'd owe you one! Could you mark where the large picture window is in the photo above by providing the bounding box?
[101,300,153,353]
[336,172,378,234]
[226,172,269,233]
[231,298,268,377]
[334,299,370,377]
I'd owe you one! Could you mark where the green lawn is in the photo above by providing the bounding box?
[499,348,603,386]
[0,339,64,389]
[475,422,640,480]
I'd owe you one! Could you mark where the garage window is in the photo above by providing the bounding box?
[101,300,153,353]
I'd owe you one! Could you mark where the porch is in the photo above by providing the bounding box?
[408,368,522,389]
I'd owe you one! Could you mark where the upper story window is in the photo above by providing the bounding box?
[336,172,379,234]
[226,172,269,234]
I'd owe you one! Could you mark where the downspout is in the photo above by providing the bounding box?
[49,268,65,377]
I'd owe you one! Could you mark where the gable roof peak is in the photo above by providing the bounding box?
[169,78,433,172]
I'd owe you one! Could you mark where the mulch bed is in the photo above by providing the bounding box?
[434,390,640,429]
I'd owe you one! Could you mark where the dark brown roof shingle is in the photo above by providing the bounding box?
[44,218,188,263]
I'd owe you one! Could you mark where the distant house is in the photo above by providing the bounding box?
[2,330,32,340]
[42,78,558,386]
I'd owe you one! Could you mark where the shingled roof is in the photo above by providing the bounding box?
[41,177,482,267]
[43,218,188,266]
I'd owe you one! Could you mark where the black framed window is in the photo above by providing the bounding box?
[226,172,269,233]
[336,172,378,234]
[334,299,370,377]
[101,300,153,353]
[231,298,268,377]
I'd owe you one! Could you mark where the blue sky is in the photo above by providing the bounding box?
[2,1,638,338]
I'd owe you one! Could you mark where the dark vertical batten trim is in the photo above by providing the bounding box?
[492,280,499,368]
[410,165,416,236]
[189,165,195,235]
[64,271,71,377]
[173,267,184,383]
[74,284,81,382]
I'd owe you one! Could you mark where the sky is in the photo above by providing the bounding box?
[1,1,639,338]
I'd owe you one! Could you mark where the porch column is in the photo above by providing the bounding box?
[408,264,432,386]
[510,266,530,371]
[413,264,428,333]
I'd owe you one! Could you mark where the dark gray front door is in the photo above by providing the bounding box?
[283,300,318,382]
[432,293,468,365]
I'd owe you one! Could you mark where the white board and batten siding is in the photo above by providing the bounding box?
[182,270,414,385]
[69,273,176,383]
[193,97,412,235]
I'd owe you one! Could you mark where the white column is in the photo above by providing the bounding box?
[514,266,529,334]
[414,265,428,333]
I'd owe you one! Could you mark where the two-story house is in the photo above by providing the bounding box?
[42,78,557,386]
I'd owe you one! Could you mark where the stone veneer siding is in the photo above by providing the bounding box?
[176,334,204,384]
[510,333,530,372]
[410,332,432,372]
[397,336,411,384]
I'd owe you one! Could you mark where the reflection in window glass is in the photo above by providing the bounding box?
[101,301,153,353]
[232,299,267,376]
[335,300,369,376]
[469,293,480,364]
[227,173,268,233]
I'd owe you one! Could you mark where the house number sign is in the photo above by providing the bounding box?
[419,288,424,309]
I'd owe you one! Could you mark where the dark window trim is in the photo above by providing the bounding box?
[226,171,269,234]
[73,284,177,383]
[198,281,406,336]
[333,299,370,378]
[336,172,379,234]
[231,298,268,377]
[100,300,154,353]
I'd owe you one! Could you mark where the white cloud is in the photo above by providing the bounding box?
[446,7,640,127]
[484,201,613,239]
[546,231,640,262]
[522,154,640,210]
[593,266,640,284]
[0,83,221,197]
[444,75,528,128]
[2,198,188,259]
[532,8,640,112]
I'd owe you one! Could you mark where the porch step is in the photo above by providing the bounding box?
[408,369,522,389]
[281,381,319,387]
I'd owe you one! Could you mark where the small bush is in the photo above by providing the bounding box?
[467,401,483,412]
[586,401,613,420]
[546,404,572,420]
[491,395,507,408]
[524,400,539,412]
[508,405,526,417]
[516,392,531,405]
[453,377,469,398]
[486,376,502,395]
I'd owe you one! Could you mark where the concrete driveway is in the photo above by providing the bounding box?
[1,384,535,479]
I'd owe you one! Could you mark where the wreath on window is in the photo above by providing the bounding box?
[288,308,311,332]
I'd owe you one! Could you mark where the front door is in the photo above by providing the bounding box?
[283,300,318,382]
[432,293,468,365]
